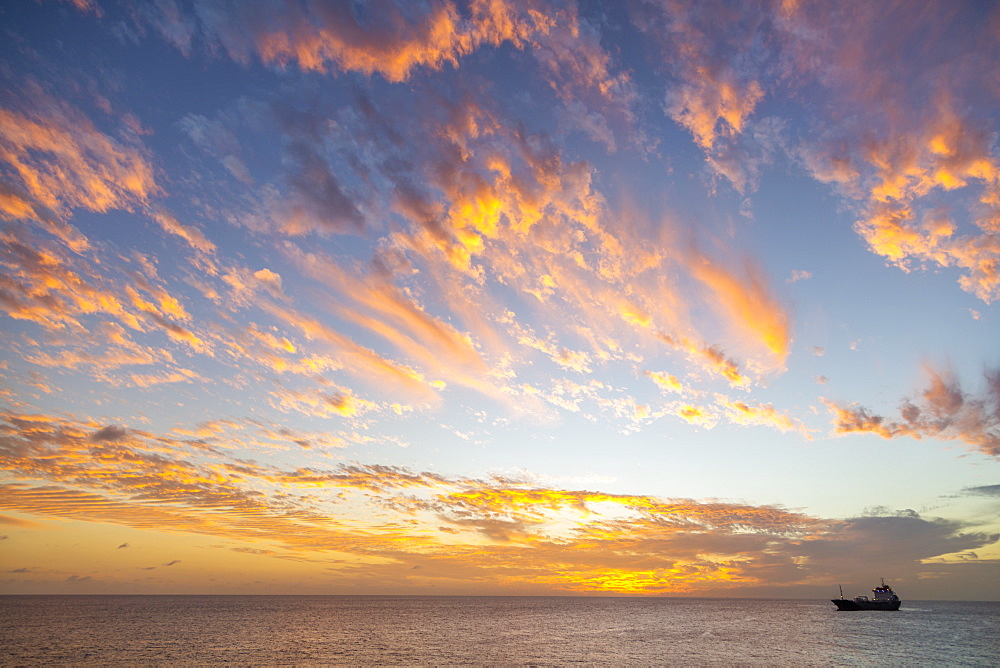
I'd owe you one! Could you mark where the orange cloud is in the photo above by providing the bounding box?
[248,324,296,355]
[668,69,763,152]
[639,0,768,152]
[0,231,138,332]
[289,248,487,369]
[263,301,439,404]
[193,0,549,83]
[629,0,772,192]
[783,2,1000,302]
[715,395,811,436]
[271,386,376,419]
[689,255,790,365]
[254,63,769,413]
[150,210,216,254]
[129,368,202,388]
[675,403,715,427]
[658,333,749,388]
[278,247,521,405]
[850,103,1000,302]
[823,366,1000,457]
[0,88,158,248]
[647,370,683,393]
[1,410,992,595]
[20,322,180,392]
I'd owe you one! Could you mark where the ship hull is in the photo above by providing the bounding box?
[831,599,901,611]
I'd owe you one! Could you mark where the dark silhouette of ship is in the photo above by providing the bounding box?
[832,579,901,610]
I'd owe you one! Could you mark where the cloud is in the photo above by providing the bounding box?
[782,5,1000,302]
[283,245,510,402]
[962,484,1000,498]
[668,71,763,153]
[824,365,1000,457]
[89,29,790,418]
[0,408,997,595]
[628,0,1000,300]
[263,301,440,404]
[9,0,994,598]
[848,104,1000,302]
[276,139,365,235]
[91,426,129,443]
[150,210,216,254]
[271,386,376,420]
[0,230,134,331]
[715,395,811,436]
[0,83,158,248]
[787,270,811,284]
[657,333,749,388]
[252,269,284,297]
[796,514,997,580]
[673,403,715,428]
[688,254,790,365]
[516,329,593,375]
[177,112,253,185]
[129,368,203,388]
[629,0,776,192]
[639,0,769,153]
[647,371,683,393]
[0,513,42,528]
[67,0,100,15]
[527,5,641,151]
[182,0,548,83]
[0,223,221,391]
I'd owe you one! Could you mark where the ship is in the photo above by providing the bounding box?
[832,579,901,610]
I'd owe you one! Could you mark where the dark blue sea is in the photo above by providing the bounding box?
[2,596,998,666]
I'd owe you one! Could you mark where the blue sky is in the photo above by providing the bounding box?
[1,0,998,598]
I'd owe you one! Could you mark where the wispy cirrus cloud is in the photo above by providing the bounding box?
[687,253,790,366]
[283,245,511,402]
[150,209,217,254]
[263,301,442,405]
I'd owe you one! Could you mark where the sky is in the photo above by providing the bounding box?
[1,0,999,600]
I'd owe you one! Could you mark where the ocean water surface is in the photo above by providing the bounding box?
[2,595,998,666]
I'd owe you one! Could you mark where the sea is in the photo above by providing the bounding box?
[2,595,998,666]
